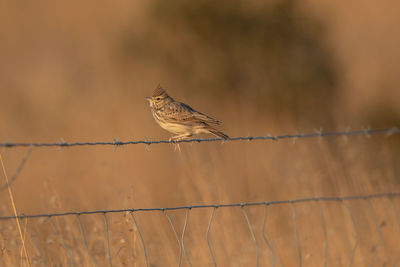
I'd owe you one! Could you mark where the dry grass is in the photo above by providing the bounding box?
[0,1,400,266]
[1,132,399,266]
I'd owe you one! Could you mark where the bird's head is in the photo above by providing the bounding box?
[146,85,172,108]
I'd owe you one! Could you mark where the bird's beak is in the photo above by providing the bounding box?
[145,96,151,101]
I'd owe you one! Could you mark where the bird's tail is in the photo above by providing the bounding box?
[207,128,229,140]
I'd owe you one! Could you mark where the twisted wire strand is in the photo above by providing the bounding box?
[0,128,398,148]
[0,192,399,220]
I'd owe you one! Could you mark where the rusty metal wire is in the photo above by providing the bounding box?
[0,127,398,149]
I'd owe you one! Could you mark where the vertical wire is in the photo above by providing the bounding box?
[181,209,192,267]
[26,227,47,266]
[262,205,274,267]
[388,197,400,267]
[130,212,149,267]
[76,215,97,267]
[49,217,75,266]
[341,201,358,267]
[366,199,382,267]
[103,213,112,267]
[241,206,259,267]
[163,210,182,267]
[290,203,302,267]
[206,207,217,267]
[316,201,327,267]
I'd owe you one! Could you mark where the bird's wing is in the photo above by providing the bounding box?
[162,102,221,125]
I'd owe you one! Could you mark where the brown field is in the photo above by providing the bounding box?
[1,1,400,266]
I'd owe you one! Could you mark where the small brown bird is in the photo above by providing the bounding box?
[146,86,229,141]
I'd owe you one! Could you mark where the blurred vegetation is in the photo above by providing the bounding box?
[122,0,338,126]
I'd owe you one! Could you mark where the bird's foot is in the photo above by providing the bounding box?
[169,134,192,142]
[169,134,192,152]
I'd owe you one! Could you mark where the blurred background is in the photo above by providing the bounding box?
[0,0,400,266]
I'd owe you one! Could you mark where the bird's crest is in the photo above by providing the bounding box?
[152,85,169,98]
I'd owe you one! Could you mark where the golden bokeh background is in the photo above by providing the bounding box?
[1,1,400,266]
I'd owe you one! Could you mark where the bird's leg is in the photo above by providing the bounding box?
[169,134,192,152]
[169,133,193,142]
[174,143,181,152]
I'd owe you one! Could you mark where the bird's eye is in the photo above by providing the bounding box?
[156,97,161,100]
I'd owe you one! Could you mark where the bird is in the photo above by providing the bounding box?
[146,85,229,142]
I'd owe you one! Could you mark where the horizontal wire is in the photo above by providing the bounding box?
[0,192,399,221]
[0,127,399,149]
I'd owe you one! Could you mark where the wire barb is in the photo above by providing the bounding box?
[112,138,122,152]
[58,138,67,152]
[362,126,372,138]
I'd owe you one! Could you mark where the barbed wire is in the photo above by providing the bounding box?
[1,192,399,220]
[0,127,399,149]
